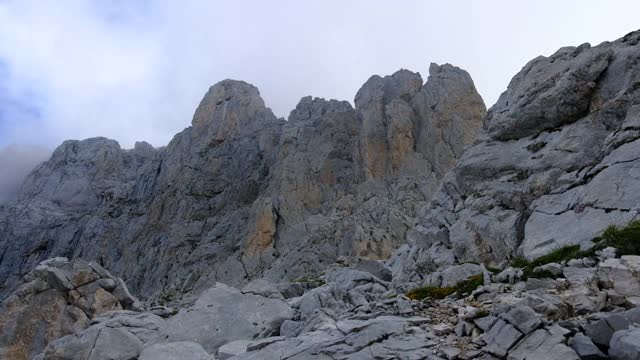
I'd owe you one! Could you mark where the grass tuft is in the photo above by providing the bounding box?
[595,220,640,256]
[509,220,640,280]
[455,274,484,296]
[406,274,484,300]
[406,286,456,300]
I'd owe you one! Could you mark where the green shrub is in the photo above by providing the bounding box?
[596,220,640,256]
[475,309,491,318]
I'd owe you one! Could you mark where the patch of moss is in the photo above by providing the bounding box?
[510,257,531,269]
[485,266,502,275]
[527,269,562,279]
[406,274,485,300]
[293,276,325,288]
[475,309,490,318]
[406,286,456,300]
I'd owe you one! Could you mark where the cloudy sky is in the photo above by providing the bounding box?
[0,0,639,150]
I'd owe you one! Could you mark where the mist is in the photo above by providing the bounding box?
[0,144,50,204]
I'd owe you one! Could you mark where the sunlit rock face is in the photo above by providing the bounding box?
[0,64,485,301]
[392,30,640,286]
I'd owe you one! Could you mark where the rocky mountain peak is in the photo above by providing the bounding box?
[191,79,278,144]
[0,62,485,304]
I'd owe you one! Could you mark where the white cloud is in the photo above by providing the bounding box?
[0,0,638,149]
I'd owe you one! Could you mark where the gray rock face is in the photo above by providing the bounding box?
[585,313,630,348]
[392,30,640,285]
[507,328,579,360]
[0,258,141,359]
[609,328,640,360]
[138,342,215,360]
[43,311,166,360]
[165,282,294,353]
[0,65,485,303]
[569,334,606,360]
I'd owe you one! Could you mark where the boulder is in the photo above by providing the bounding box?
[609,328,640,360]
[585,314,630,348]
[568,334,606,360]
[43,312,166,360]
[166,283,294,352]
[139,342,215,360]
[507,328,579,360]
[0,258,141,360]
[482,319,523,357]
[217,340,251,360]
[499,306,542,335]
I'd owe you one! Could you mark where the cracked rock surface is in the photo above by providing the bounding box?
[0,65,485,304]
[392,30,640,287]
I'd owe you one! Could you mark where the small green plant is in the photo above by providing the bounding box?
[406,286,456,300]
[509,244,588,279]
[455,274,484,296]
[475,309,490,318]
[485,266,502,275]
[528,269,562,279]
[528,245,584,268]
[293,276,325,288]
[510,257,531,269]
[508,220,640,280]
[406,274,485,300]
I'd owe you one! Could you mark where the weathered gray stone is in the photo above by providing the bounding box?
[166,283,294,353]
[568,334,606,360]
[598,258,640,297]
[533,263,563,276]
[474,315,498,332]
[500,306,542,335]
[241,279,284,300]
[217,340,251,360]
[495,268,524,284]
[585,314,630,347]
[0,258,142,359]
[508,328,579,360]
[482,319,523,357]
[44,312,165,360]
[139,342,214,360]
[609,328,640,360]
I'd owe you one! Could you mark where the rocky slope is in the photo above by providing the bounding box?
[0,64,485,302]
[391,29,640,289]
